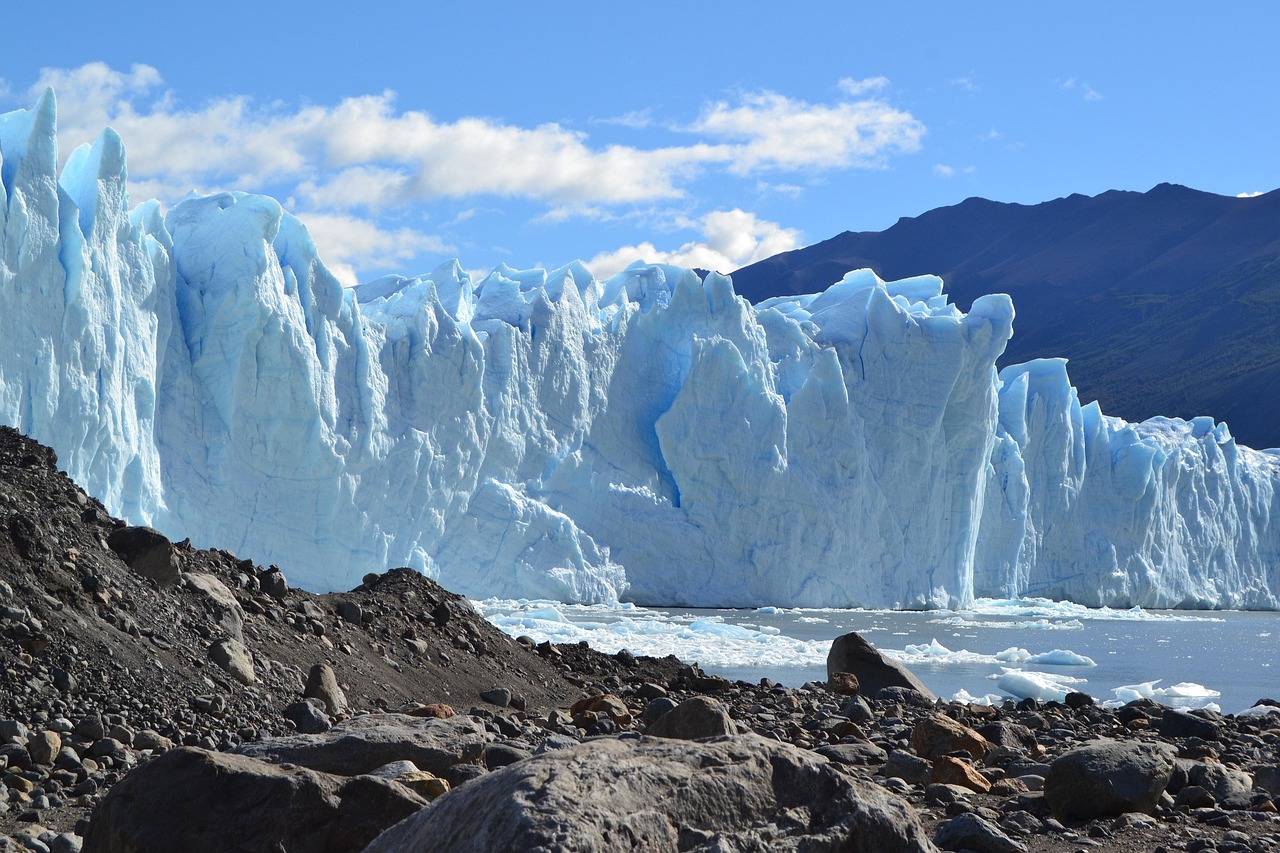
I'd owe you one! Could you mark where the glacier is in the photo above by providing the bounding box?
[2,91,1279,609]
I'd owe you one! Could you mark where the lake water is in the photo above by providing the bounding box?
[478,598,1279,714]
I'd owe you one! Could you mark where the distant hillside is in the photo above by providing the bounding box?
[730,184,1280,449]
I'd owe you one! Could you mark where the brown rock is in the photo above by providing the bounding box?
[645,696,736,741]
[931,755,991,793]
[404,703,456,719]
[828,671,860,696]
[912,713,989,761]
[27,730,60,766]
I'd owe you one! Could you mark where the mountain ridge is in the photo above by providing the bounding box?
[731,183,1280,449]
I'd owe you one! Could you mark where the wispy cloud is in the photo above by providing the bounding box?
[949,76,979,94]
[585,209,801,279]
[1060,77,1103,102]
[591,108,654,129]
[933,164,975,179]
[297,212,453,287]
[837,76,890,97]
[979,128,1001,142]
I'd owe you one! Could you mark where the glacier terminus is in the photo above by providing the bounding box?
[2,92,1278,609]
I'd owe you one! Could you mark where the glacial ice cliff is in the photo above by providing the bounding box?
[2,93,1278,608]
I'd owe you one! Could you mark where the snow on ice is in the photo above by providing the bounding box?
[2,93,1280,608]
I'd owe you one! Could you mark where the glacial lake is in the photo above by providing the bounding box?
[478,598,1278,714]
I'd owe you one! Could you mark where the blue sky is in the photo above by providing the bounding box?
[3,3,1276,286]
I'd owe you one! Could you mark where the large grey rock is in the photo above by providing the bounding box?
[303,664,348,716]
[1043,739,1177,820]
[232,713,489,777]
[827,632,936,701]
[208,638,255,685]
[934,813,1026,853]
[1188,762,1254,810]
[106,526,181,588]
[644,696,736,740]
[364,734,938,852]
[82,747,425,853]
[184,572,245,641]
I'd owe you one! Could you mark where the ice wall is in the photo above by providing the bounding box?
[3,95,1278,608]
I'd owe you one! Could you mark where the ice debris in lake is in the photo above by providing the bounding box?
[3,92,1280,607]
[892,639,1094,666]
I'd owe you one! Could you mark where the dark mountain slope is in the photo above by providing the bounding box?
[730,184,1280,448]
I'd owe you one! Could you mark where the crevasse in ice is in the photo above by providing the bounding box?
[2,93,1278,608]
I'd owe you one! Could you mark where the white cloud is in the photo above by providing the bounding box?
[592,108,654,129]
[838,76,890,97]
[1237,190,1264,198]
[692,91,924,174]
[30,63,924,218]
[296,212,452,286]
[585,209,801,279]
[1060,78,1103,102]
[949,77,979,94]
[933,164,976,179]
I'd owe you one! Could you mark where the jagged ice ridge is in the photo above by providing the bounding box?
[2,92,1278,608]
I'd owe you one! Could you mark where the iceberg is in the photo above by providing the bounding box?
[3,93,1280,609]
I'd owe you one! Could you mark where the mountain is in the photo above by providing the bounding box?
[729,184,1280,449]
[2,93,1279,609]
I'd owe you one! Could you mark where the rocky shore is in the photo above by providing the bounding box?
[0,424,1278,852]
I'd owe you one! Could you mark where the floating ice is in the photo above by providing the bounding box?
[1107,679,1222,710]
[993,669,1089,703]
[2,95,1280,609]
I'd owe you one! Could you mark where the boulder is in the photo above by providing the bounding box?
[1188,762,1254,810]
[912,713,988,761]
[184,572,245,641]
[1043,739,1177,820]
[1158,708,1222,741]
[284,699,332,734]
[644,696,736,740]
[106,526,180,588]
[303,664,348,716]
[82,747,425,853]
[930,755,990,793]
[934,813,1026,853]
[232,713,489,777]
[208,638,255,686]
[827,632,936,701]
[363,734,937,852]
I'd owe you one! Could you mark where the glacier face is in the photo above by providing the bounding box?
[2,93,1279,609]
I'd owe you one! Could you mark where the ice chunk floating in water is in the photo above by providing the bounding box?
[2,94,1280,608]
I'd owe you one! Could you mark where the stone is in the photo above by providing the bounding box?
[827,632,936,700]
[977,721,1041,756]
[208,638,255,685]
[912,713,989,761]
[479,687,512,708]
[394,771,450,801]
[1159,708,1222,741]
[302,664,347,716]
[232,713,490,777]
[1043,739,1177,820]
[132,730,172,752]
[106,526,181,588]
[404,703,455,719]
[260,569,289,599]
[1188,762,1254,810]
[183,573,246,641]
[363,734,936,853]
[815,741,888,768]
[484,743,531,770]
[640,697,678,726]
[569,694,632,727]
[336,600,363,625]
[930,755,991,793]
[827,671,860,696]
[882,751,932,785]
[27,731,60,766]
[82,747,425,853]
[644,696,736,741]
[935,812,1026,853]
[284,699,332,734]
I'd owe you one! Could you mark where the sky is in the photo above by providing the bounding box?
[2,3,1277,287]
